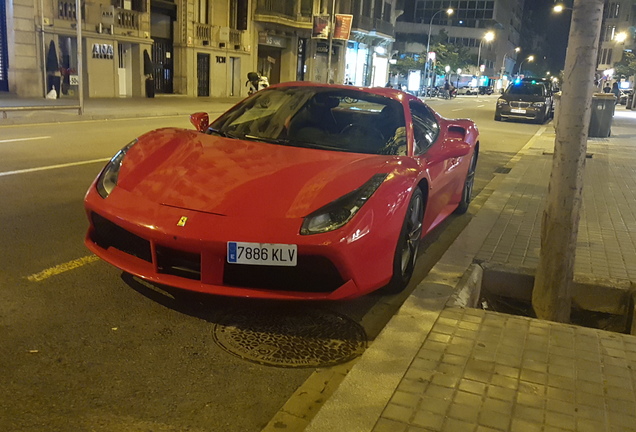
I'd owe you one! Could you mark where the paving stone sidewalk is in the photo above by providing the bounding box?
[305,108,636,432]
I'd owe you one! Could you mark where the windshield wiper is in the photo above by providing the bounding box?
[243,135,291,145]
[207,128,238,139]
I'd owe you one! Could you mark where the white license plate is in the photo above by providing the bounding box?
[511,108,526,114]
[227,241,297,266]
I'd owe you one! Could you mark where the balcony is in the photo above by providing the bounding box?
[254,0,311,25]
[352,16,393,38]
[58,0,85,21]
[116,8,140,29]
[193,23,244,49]
[256,0,295,18]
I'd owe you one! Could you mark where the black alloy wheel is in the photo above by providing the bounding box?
[385,188,424,294]
[455,150,478,215]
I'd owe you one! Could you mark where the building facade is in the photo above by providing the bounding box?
[394,0,524,91]
[0,0,396,99]
[597,0,636,89]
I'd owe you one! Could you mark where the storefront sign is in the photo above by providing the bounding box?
[334,14,353,40]
[100,5,115,25]
[316,42,337,56]
[92,44,114,59]
[258,32,287,48]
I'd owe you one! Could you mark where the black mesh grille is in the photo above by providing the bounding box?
[223,256,344,292]
[90,212,152,262]
[156,246,201,280]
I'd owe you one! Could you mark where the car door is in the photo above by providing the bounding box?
[409,100,459,234]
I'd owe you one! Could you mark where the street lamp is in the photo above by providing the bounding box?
[615,32,627,43]
[424,8,453,97]
[476,31,495,83]
[499,47,520,89]
[517,55,534,77]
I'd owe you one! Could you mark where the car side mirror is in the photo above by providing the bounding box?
[190,112,210,132]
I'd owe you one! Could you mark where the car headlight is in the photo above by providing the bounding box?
[96,139,137,198]
[497,99,508,106]
[533,102,545,107]
[301,174,388,235]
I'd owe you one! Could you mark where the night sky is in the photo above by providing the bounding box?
[525,0,571,73]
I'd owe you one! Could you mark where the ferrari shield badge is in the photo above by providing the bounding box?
[177,216,188,227]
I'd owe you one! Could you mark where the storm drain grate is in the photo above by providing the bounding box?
[494,167,512,174]
[213,308,367,368]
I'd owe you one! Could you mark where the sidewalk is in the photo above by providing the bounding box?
[304,107,636,432]
[0,93,242,125]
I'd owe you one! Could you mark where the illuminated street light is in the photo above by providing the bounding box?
[553,4,565,13]
[518,55,535,77]
[499,47,520,88]
[615,32,627,43]
[424,8,453,97]
[477,31,495,80]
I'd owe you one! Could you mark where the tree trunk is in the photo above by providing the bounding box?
[532,0,605,322]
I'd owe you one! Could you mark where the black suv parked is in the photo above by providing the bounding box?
[495,80,553,124]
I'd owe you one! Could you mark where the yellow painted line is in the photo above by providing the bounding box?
[27,255,100,282]
[0,158,110,177]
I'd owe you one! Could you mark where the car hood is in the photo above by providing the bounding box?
[116,128,397,218]
[500,93,546,103]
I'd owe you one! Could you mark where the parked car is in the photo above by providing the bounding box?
[457,86,478,95]
[84,83,479,300]
[495,80,553,123]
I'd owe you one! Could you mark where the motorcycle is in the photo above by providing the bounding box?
[246,72,269,95]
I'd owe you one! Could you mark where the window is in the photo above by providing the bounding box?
[409,101,439,155]
[196,0,208,24]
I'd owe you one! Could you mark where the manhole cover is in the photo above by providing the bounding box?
[213,308,367,368]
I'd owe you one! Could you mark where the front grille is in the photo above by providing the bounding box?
[156,246,201,280]
[510,101,531,108]
[223,256,344,292]
[90,213,152,262]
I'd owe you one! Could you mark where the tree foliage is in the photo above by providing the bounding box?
[614,51,636,78]
[389,30,475,78]
[429,30,474,75]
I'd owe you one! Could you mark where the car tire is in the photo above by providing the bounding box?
[535,113,546,124]
[384,188,424,294]
[494,113,502,121]
[455,150,478,215]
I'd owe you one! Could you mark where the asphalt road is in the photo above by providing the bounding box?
[0,95,547,431]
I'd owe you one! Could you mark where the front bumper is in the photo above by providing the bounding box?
[496,104,546,121]
[84,185,401,301]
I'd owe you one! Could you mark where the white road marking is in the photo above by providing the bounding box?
[0,136,51,143]
[0,158,110,177]
[451,108,463,111]
[26,255,100,282]
[477,105,485,107]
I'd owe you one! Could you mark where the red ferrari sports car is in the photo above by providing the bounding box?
[84,83,479,300]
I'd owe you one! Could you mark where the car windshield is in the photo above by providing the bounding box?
[507,83,545,96]
[210,86,407,155]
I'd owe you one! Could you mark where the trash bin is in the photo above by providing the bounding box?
[588,93,616,138]
[627,93,634,110]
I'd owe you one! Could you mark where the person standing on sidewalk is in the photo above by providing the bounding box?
[611,82,620,104]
